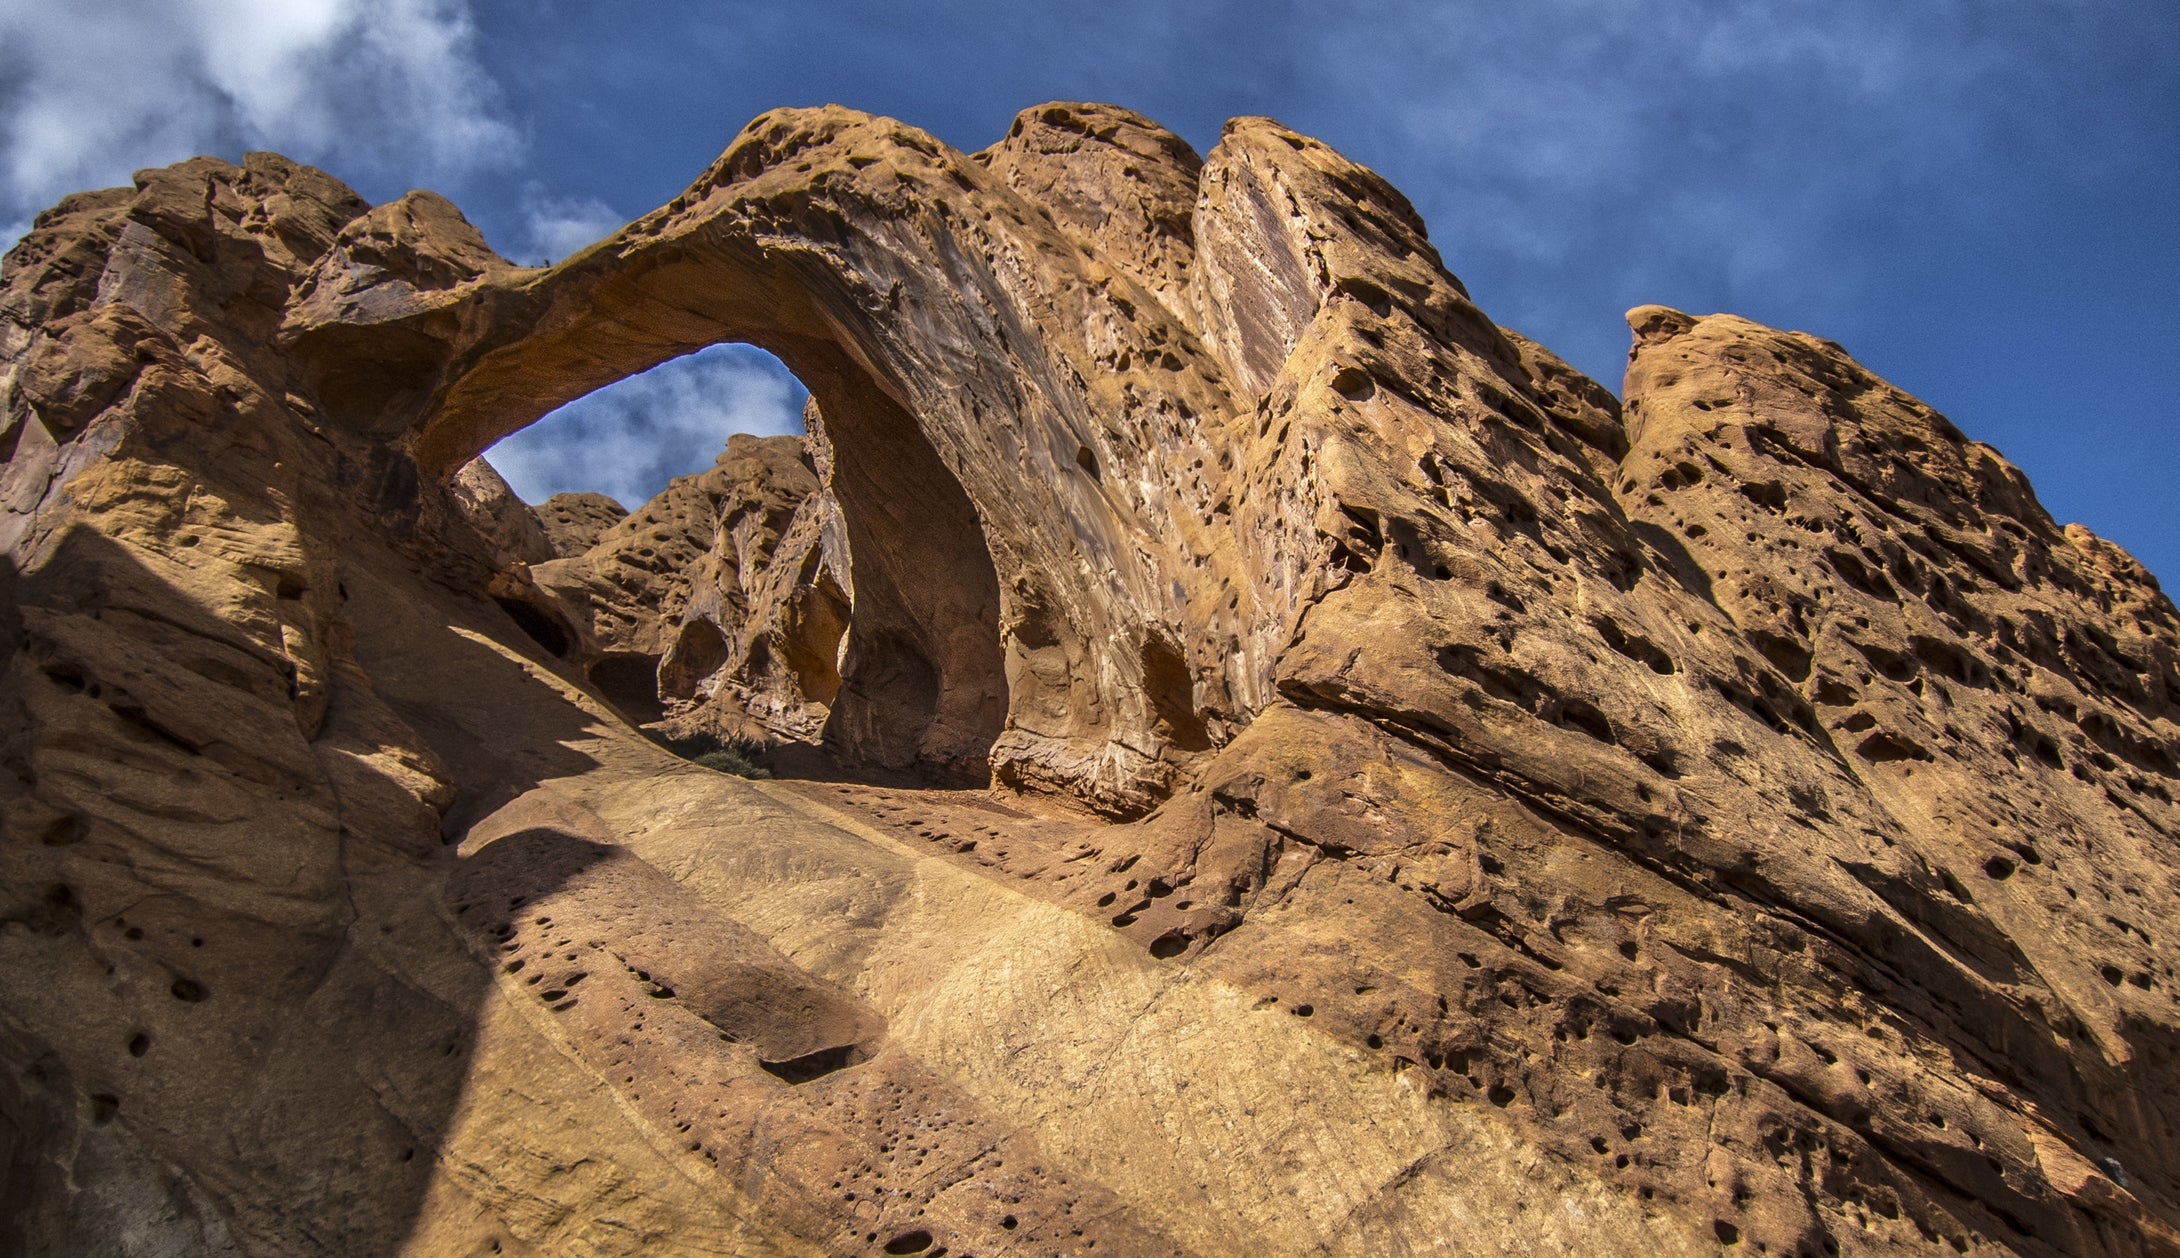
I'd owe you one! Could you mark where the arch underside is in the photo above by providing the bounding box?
[434,248,1010,783]
[379,113,1244,813]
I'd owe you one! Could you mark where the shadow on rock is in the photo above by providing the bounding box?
[0,525,611,1255]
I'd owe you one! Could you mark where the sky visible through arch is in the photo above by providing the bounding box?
[484,345,808,510]
[2,2,2175,576]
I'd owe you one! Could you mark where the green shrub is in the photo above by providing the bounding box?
[657,730,773,778]
[692,749,772,779]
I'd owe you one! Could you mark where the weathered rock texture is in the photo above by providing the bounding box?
[533,490,628,558]
[508,430,850,742]
[1,102,2175,1258]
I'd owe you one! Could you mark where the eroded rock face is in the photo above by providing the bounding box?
[512,430,850,743]
[449,456,554,571]
[1,103,2176,1257]
[532,490,626,557]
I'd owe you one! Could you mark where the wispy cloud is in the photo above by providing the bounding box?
[513,187,626,265]
[1305,5,2002,353]
[484,344,810,510]
[0,0,516,242]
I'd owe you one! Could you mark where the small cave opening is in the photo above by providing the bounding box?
[588,654,667,726]
[1142,632,1213,754]
[658,618,730,703]
[467,335,1009,788]
[491,596,571,658]
[779,568,851,708]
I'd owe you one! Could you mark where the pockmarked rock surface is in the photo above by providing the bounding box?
[506,429,849,742]
[2,102,2175,1257]
[533,490,629,559]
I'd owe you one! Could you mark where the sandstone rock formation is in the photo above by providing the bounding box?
[451,456,555,570]
[533,490,628,558]
[1,103,2175,1257]
[506,429,850,743]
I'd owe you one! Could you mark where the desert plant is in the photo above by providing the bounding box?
[656,730,773,778]
[692,748,772,779]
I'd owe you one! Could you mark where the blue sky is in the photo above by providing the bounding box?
[4,3,2174,580]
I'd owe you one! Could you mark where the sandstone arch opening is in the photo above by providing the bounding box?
[487,343,806,511]
[476,340,1009,788]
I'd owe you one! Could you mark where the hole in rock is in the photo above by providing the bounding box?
[658,617,730,703]
[775,574,852,711]
[492,596,571,658]
[1330,365,1376,401]
[589,654,668,726]
[1142,634,1212,754]
[475,335,1008,787]
[760,1043,866,1085]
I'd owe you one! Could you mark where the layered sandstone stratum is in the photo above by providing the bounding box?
[1,103,2175,1257]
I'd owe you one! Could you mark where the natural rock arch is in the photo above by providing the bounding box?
[484,330,1009,783]
[7,100,2180,1257]
[283,105,1255,809]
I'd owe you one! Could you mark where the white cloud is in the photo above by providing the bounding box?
[514,188,627,265]
[0,0,516,242]
[484,344,810,510]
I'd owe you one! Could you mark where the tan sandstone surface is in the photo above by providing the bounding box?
[0,103,2175,1257]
